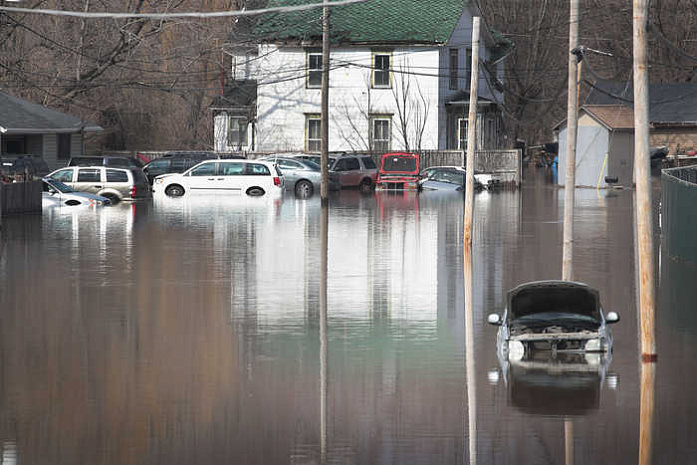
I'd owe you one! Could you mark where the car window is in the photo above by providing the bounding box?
[345,158,360,170]
[278,159,301,169]
[218,162,245,176]
[51,168,74,182]
[303,160,321,170]
[246,163,271,176]
[147,159,169,171]
[106,169,129,182]
[333,159,348,171]
[77,168,101,182]
[190,163,216,176]
[362,157,377,169]
[171,159,186,171]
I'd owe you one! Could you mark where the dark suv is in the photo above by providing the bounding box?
[68,155,145,169]
[142,153,213,184]
[329,154,378,193]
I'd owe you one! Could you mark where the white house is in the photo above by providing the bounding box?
[213,0,510,154]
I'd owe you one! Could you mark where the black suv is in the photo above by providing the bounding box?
[142,153,214,184]
[68,155,145,169]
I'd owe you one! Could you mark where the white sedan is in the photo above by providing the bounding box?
[152,159,284,197]
[42,178,111,207]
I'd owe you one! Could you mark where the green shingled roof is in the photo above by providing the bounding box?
[254,0,467,45]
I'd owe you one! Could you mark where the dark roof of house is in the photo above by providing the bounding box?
[585,80,697,124]
[253,0,467,45]
[583,105,634,130]
[0,91,102,134]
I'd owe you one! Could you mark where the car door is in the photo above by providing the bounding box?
[217,161,247,193]
[74,167,103,194]
[186,161,218,191]
[333,157,361,187]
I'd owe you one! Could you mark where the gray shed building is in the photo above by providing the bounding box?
[0,91,102,171]
[556,105,635,188]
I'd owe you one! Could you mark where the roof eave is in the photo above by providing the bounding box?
[4,126,103,134]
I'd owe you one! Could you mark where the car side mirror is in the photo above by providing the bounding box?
[487,313,502,326]
[606,311,620,324]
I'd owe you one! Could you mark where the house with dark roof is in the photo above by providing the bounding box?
[213,0,509,153]
[0,91,102,171]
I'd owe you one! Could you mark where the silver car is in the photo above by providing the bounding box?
[262,156,337,197]
[487,280,620,362]
[47,166,151,203]
[42,177,111,207]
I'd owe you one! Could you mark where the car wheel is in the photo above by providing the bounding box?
[295,180,313,198]
[103,193,120,204]
[359,178,374,194]
[246,187,265,197]
[165,184,185,197]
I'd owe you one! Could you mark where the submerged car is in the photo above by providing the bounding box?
[329,154,378,192]
[261,156,338,197]
[42,177,111,207]
[487,281,620,362]
[47,165,150,203]
[417,166,482,191]
[152,159,283,197]
[377,152,420,190]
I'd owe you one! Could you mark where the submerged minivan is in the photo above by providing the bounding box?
[152,159,284,197]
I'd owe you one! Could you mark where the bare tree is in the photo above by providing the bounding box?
[391,62,431,152]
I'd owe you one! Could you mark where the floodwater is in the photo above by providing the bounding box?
[0,169,695,464]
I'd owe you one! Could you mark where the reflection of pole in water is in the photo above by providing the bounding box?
[639,361,655,465]
[464,245,476,465]
[320,200,329,464]
[565,418,574,465]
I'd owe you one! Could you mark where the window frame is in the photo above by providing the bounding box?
[458,118,468,150]
[307,51,323,89]
[306,114,322,153]
[465,48,472,90]
[449,48,459,90]
[228,116,248,149]
[372,52,391,88]
[370,115,392,154]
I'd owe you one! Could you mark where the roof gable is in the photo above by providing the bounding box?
[0,91,101,133]
[583,105,634,130]
[254,0,467,45]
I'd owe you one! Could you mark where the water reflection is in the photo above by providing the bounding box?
[0,175,694,464]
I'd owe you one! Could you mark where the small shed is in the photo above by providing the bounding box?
[0,91,102,171]
[555,105,635,188]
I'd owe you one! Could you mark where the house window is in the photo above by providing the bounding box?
[458,118,468,150]
[4,135,26,154]
[306,114,321,152]
[370,116,391,153]
[307,51,322,88]
[57,133,71,160]
[449,49,459,90]
[228,117,248,149]
[465,48,472,90]
[373,53,390,88]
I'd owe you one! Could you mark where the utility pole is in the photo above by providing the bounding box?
[632,0,657,360]
[562,0,579,281]
[320,3,330,201]
[463,17,480,465]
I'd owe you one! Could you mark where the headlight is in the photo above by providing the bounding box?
[155,178,164,184]
[508,340,525,361]
[585,338,605,352]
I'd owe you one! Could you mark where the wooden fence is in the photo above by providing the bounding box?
[1,180,42,216]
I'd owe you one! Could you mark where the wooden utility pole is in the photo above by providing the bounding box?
[633,0,656,360]
[463,17,480,465]
[562,0,579,281]
[319,201,329,463]
[320,4,330,201]
[464,17,480,246]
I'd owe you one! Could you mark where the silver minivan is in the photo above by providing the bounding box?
[47,166,151,203]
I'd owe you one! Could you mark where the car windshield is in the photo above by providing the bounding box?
[429,170,464,185]
[382,155,417,172]
[45,179,74,193]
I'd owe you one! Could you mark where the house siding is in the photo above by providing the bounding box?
[255,44,440,153]
[608,130,634,187]
[42,134,58,171]
[26,135,43,158]
[558,125,609,187]
[650,127,697,155]
[70,133,83,159]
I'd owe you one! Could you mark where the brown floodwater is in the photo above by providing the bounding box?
[0,169,694,464]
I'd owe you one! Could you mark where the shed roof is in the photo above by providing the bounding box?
[585,80,697,125]
[583,105,634,130]
[0,91,102,134]
[254,0,467,45]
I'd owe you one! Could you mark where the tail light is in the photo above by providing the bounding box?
[273,176,281,186]
[130,185,137,197]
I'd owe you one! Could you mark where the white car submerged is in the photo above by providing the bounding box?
[42,177,111,207]
[152,159,284,198]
